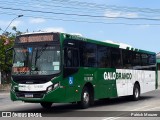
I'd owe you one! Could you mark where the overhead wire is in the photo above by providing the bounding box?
[2,0,160,14]
[1,6,160,21]
[1,0,160,27]
[50,0,160,13]
[1,11,160,26]
[1,0,160,20]
[0,1,103,13]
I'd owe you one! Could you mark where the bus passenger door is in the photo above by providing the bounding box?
[63,47,79,102]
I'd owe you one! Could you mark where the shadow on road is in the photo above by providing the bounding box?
[10,95,155,117]
[16,95,155,113]
[94,95,154,106]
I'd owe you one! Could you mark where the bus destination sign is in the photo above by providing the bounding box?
[17,34,56,43]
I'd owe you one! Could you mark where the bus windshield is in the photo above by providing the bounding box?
[12,45,61,75]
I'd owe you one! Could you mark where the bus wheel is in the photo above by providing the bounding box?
[40,102,52,109]
[132,84,140,101]
[79,87,90,109]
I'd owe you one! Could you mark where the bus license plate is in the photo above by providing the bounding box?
[25,94,33,98]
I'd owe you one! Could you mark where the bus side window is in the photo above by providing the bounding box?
[80,42,97,67]
[122,50,132,69]
[97,45,111,68]
[111,48,122,68]
[141,54,148,66]
[148,54,156,65]
[132,52,141,67]
[64,48,79,68]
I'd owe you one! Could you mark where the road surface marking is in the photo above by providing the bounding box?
[0,103,34,110]
[102,105,156,120]
[130,105,152,111]
[102,117,121,120]
[143,106,160,111]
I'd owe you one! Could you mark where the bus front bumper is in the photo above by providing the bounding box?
[10,86,66,103]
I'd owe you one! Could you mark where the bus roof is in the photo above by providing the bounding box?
[18,32,155,55]
[20,32,60,35]
[63,33,155,55]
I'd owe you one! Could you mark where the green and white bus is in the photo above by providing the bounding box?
[9,32,157,109]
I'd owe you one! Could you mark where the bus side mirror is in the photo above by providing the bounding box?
[5,47,13,67]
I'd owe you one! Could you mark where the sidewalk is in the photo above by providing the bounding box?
[0,84,10,92]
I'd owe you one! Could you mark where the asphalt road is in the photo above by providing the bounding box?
[0,89,160,120]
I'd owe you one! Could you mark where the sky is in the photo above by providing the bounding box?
[0,0,160,53]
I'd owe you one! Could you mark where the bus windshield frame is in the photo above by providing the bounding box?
[12,43,61,76]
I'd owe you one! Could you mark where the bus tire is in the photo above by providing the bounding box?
[132,84,140,101]
[40,102,52,109]
[79,87,90,109]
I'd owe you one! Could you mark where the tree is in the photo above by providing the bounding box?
[0,26,22,83]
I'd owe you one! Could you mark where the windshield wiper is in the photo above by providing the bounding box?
[34,44,48,67]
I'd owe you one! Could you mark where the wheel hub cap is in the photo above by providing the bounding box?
[83,92,89,103]
[135,88,139,98]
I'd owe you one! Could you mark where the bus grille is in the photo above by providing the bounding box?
[15,91,46,98]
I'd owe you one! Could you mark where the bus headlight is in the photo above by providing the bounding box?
[46,83,60,93]
[47,86,53,93]
[53,83,59,89]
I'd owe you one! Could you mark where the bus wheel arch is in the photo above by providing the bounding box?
[79,82,94,108]
[132,81,141,101]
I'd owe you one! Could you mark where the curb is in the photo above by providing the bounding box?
[0,90,10,92]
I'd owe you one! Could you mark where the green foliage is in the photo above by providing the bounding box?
[0,26,22,72]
